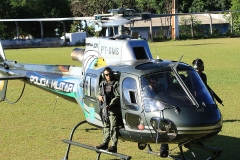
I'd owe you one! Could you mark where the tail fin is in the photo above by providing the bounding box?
[0,41,8,101]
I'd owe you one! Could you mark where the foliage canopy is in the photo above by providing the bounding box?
[0,0,238,39]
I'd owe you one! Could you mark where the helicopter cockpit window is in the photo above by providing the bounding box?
[125,113,142,130]
[84,74,97,99]
[122,77,139,111]
[141,71,214,112]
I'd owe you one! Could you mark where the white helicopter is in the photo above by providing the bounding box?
[0,8,223,160]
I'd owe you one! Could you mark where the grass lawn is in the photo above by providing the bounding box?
[1,38,240,160]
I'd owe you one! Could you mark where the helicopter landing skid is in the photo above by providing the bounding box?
[172,141,222,160]
[185,141,222,160]
[62,120,131,160]
[145,140,222,160]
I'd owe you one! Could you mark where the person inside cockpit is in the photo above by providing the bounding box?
[143,75,164,98]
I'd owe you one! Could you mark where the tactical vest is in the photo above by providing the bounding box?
[100,80,116,105]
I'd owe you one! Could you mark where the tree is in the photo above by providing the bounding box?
[231,0,240,34]
[69,0,139,36]
[0,0,73,39]
[16,0,72,38]
[69,0,138,17]
[0,0,234,39]
[69,0,115,17]
[0,1,16,39]
[188,0,231,12]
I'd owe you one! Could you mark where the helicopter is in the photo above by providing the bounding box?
[0,8,223,160]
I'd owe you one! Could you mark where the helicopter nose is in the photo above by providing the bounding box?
[150,118,177,141]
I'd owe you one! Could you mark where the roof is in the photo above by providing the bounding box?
[127,14,229,27]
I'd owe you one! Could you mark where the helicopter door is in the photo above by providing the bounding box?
[119,74,146,141]
[83,73,102,126]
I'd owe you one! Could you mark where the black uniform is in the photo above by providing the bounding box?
[199,72,207,85]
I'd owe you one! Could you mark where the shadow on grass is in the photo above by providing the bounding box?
[169,134,240,160]
[173,43,222,46]
[85,128,99,132]
[223,119,240,123]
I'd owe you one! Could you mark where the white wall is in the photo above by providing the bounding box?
[64,32,86,45]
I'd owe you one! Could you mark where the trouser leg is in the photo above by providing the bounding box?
[103,121,110,144]
[109,114,119,147]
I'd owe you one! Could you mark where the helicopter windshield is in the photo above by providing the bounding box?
[141,70,214,112]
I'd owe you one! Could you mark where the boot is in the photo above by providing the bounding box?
[107,146,117,153]
[96,143,108,150]
[160,144,169,157]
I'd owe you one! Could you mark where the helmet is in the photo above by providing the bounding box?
[192,58,204,71]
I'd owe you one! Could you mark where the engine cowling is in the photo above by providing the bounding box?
[71,48,85,63]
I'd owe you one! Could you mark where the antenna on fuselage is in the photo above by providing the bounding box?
[153,42,160,60]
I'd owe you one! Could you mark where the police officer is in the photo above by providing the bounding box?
[192,58,207,85]
[192,58,224,105]
[96,67,120,153]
